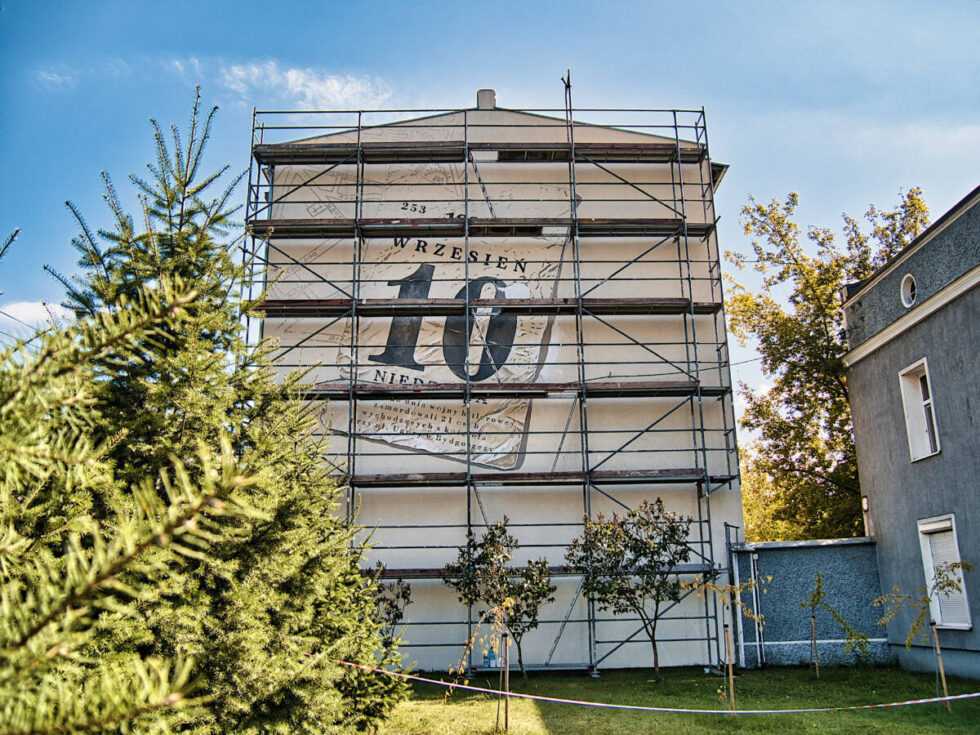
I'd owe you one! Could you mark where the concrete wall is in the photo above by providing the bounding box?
[847,288,980,678]
[732,538,891,667]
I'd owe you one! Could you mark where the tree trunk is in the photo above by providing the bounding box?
[641,610,661,682]
[651,637,661,681]
[515,636,528,685]
[650,634,664,681]
[650,608,662,681]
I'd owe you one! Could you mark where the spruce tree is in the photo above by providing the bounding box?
[45,92,404,732]
[0,247,237,732]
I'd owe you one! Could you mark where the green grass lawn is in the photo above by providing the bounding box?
[376,665,980,734]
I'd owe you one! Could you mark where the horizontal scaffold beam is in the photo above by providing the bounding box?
[343,470,737,489]
[303,380,729,400]
[365,562,717,580]
[347,467,711,488]
[252,140,707,166]
[247,217,715,240]
[259,297,723,318]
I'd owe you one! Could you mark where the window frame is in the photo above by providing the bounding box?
[900,273,917,307]
[917,514,972,630]
[898,358,941,462]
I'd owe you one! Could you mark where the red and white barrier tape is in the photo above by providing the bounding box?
[337,660,980,715]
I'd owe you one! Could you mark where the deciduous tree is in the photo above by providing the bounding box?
[442,518,556,684]
[565,498,691,680]
[727,189,929,540]
[875,561,974,649]
[374,563,413,653]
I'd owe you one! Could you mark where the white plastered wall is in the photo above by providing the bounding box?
[255,108,742,671]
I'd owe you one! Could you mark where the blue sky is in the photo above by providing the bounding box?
[1,0,978,399]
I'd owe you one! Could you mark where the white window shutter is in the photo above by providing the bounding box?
[928,530,970,626]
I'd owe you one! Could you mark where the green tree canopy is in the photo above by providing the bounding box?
[727,189,929,541]
[27,92,403,732]
[1,235,229,731]
[565,498,691,680]
[442,517,556,684]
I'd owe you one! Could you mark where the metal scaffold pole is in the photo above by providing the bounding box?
[346,111,364,521]
[463,107,475,672]
[244,97,738,673]
[562,71,598,673]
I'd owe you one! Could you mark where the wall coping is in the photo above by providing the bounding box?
[733,537,875,552]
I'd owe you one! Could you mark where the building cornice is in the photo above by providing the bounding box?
[842,184,980,309]
[844,264,980,367]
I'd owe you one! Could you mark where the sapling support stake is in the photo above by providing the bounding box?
[931,622,951,712]
[811,613,820,678]
[496,634,503,732]
[503,633,511,731]
[724,623,735,714]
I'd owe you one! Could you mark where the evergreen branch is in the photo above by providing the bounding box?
[9,457,251,651]
[0,657,200,735]
[1,696,180,735]
[2,287,196,416]
[63,202,112,306]
[40,266,92,318]
[0,230,18,267]
[0,446,98,465]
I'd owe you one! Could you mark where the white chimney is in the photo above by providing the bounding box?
[477,89,496,109]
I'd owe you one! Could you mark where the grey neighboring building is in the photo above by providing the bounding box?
[843,184,980,678]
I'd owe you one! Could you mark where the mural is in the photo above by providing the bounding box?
[334,234,568,469]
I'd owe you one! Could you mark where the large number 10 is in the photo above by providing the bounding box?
[368,264,517,381]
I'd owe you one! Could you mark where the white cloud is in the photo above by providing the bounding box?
[218,61,392,109]
[35,59,134,91]
[36,66,78,89]
[35,56,393,111]
[101,59,133,79]
[0,301,71,338]
[168,56,204,79]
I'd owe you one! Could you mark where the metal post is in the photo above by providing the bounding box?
[698,108,740,485]
[724,522,742,665]
[811,614,820,678]
[931,622,951,712]
[346,111,364,520]
[562,71,597,673]
[750,553,765,666]
[242,107,259,343]
[725,623,735,713]
[673,109,719,667]
[503,632,511,730]
[463,108,476,673]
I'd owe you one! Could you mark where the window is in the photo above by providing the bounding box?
[901,273,917,307]
[917,515,971,629]
[899,359,940,460]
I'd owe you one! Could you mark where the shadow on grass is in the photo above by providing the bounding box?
[526,666,980,735]
[378,666,980,734]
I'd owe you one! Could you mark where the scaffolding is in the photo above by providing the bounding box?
[244,87,740,672]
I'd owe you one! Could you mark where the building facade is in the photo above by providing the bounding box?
[843,184,980,677]
[245,90,743,672]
